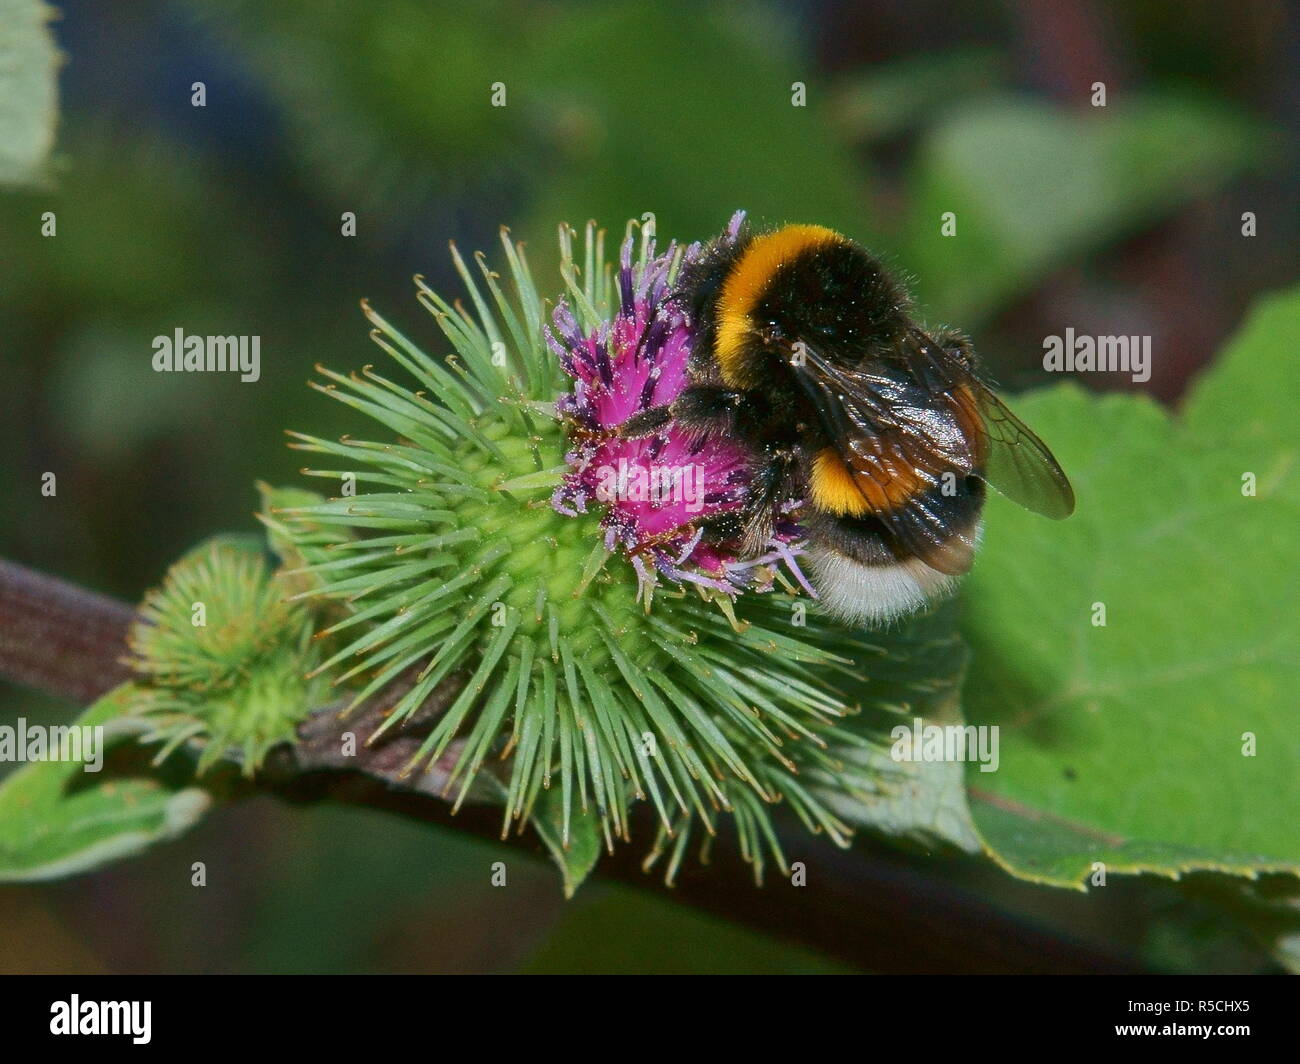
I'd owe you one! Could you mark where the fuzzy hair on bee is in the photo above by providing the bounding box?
[622,216,1075,625]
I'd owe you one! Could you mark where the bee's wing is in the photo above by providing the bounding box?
[899,327,1075,520]
[792,351,981,575]
[967,381,1075,519]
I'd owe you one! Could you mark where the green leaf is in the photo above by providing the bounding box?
[0,0,59,187]
[901,93,1272,323]
[0,686,212,881]
[472,766,601,897]
[529,787,602,899]
[257,482,353,597]
[963,284,1300,887]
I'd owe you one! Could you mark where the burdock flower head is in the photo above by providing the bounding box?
[550,212,807,602]
[125,538,322,775]
[271,215,882,886]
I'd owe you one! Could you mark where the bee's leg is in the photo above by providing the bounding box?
[672,385,745,436]
[931,327,977,369]
[620,385,744,440]
[738,445,799,556]
[618,405,673,439]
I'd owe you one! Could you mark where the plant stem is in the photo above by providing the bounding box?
[0,556,1140,973]
[0,560,135,702]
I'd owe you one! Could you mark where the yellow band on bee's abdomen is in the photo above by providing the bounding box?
[809,446,926,516]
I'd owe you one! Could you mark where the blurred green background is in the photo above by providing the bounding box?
[1,0,1296,973]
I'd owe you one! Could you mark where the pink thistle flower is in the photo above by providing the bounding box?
[550,213,808,598]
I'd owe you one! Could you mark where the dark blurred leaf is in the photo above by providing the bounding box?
[521,885,853,973]
[901,93,1273,323]
[829,47,1005,143]
[184,0,542,221]
[517,0,874,264]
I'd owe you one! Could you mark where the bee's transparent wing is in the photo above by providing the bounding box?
[900,327,1076,519]
[969,382,1075,519]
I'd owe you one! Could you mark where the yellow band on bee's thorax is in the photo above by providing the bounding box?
[714,224,842,388]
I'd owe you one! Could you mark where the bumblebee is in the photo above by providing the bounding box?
[622,220,1075,624]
